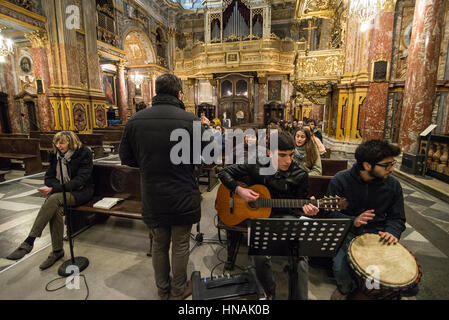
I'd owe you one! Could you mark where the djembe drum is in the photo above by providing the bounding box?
[347,233,422,300]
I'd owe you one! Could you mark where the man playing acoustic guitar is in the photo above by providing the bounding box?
[218,131,319,300]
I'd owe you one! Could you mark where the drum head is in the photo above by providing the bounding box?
[349,233,418,287]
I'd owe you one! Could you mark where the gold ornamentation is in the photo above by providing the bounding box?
[25,30,48,48]
[292,80,335,104]
[97,4,114,17]
[294,51,345,80]
[115,60,127,70]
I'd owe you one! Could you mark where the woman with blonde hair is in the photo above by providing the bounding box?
[293,126,322,176]
[7,131,94,270]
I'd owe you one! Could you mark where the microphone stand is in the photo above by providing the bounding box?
[55,145,89,277]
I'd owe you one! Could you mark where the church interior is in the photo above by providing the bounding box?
[0,0,449,301]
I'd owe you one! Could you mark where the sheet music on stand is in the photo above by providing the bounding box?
[248,218,352,257]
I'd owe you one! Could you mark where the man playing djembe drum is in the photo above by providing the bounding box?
[325,140,407,300]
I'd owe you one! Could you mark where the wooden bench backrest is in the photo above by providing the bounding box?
[0,133,29,139]
[38,133,55,149]
[91,164,141,200]
[90,164,335,204]
[308,175,332,199]
[92,129,123,141]
[321,159,348,176]
[77,133,104,147]
[0,137,41,158]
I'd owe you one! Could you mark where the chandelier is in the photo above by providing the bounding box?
[131,72,144,87]
[349,0,386,31]
[0,27,14,63]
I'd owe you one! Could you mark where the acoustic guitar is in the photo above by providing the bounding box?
[215,184,348,226]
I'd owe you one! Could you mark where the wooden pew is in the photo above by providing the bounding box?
[77,133,106,158]
[36,133,54,162]
[37,132,106,159]
[198,164,219,192]
[0,133,29,138]
[217,175,335,270]
[0,137,43,175]
[321,159,348,176]
[71,164,148,250]
[73,164,142,220]
[93,129,123,154]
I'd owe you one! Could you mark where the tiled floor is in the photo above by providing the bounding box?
[0,156,448,299]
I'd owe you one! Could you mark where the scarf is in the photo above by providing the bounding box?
[294,145,306,163]
[56,149,74,184]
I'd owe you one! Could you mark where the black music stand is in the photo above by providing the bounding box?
[248,218,352,300]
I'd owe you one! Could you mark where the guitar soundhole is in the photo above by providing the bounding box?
[248,202,257,209]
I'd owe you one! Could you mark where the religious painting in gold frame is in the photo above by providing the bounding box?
[102,74,116,105]
[268,80,282,102]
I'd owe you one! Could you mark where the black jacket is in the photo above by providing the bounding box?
[218,162,309,217]
[325,164,406,239]
[45,145,94,206]
[119,94,202,228]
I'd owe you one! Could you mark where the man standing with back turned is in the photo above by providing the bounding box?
[119,73,201,300]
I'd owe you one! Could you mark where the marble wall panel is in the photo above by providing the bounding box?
[399,0,446,152]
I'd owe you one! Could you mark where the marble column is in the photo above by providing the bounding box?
[398,0,445,153]
[115,60,128,124]
[25,30,53,132]
[143,79,151,106]
[167,28,176,70]
[360,3,395,140]
[128,79,136,113]
[152,74,157,98]
[3,55,20,133]
[258,76,266,125]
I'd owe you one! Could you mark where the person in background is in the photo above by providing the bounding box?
[306,119,323,143]
[303,125,326,158]
[293,126,322,176]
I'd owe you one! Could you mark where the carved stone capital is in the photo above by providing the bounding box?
[115,60,127,70]
[25,30,48,48]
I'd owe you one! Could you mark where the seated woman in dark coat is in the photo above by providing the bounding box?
[7,131,94,270]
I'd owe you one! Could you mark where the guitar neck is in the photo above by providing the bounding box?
[255,198,318,208]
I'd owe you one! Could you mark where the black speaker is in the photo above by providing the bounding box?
[400,153,425,175]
